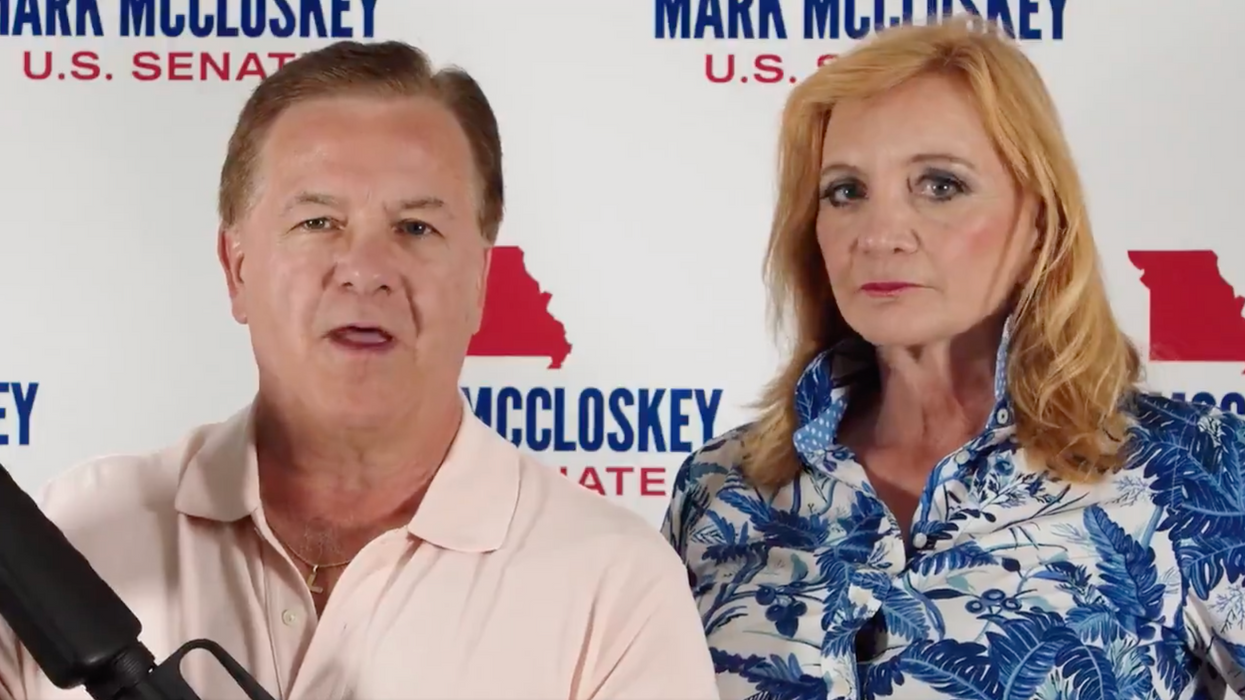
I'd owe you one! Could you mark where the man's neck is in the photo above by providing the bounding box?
[252,391,462,528]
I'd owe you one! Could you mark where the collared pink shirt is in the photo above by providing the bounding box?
[0,400,720,700]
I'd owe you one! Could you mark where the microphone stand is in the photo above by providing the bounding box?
[0,461,276,700]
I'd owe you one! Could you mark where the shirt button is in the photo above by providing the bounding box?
[912,533,928,549]
[954,450,970,464]
[281,609,298,626]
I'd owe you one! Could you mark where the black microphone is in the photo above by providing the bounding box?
[0,461,277,700]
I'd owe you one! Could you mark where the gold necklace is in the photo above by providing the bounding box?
[269,530,353,594]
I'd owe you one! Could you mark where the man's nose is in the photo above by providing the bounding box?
[333,228,400,295]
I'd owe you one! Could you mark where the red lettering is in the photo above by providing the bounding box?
[818,54,839,67]
[236,52,268,81]
[132,51,160,81]
[201,53,229,81]
[168,51,193,81]
[578,467,605,495]
[753,54,784,83]
[559,466,668,497]
[605,466,633,495]
[130,51,303,82]
[271,52,297,70]
[70,51,100,80]
[640,467,666,496]
[22,51,51,80]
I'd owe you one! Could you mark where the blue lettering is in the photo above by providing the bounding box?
[0,382,38,446]
[461,386,724,454]
[579,389,605,451]
[656,0,786,39]
[0,0,102,35]
[190,0,215,37]
[118,0,375,38]
[696,389,723,443]
[240,0,263,35]
[608,390,635,451]
[670,389,692,451]
[270,0,295,36]
[1169,390,1245,416]
[985,0,1013,37]
[553,390,575,451]
[801,0,1062,41]
[638,389,667,452]
[1192,392,1217,407]
[804,0,841,38]
[1047,0,1065,40]
[527,388,551,451]
[845,0,867,38]
[497,387,522,445]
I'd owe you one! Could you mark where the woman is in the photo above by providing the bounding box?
[662,17,1245,700]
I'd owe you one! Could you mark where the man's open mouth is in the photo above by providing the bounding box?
[328,325,394,349]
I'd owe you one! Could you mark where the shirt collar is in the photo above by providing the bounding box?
[174,395,520,553]
[791,315,1016,471]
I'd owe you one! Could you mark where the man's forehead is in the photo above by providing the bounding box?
[248,95,477,209]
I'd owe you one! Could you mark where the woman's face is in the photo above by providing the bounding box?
[815,72,1039,349]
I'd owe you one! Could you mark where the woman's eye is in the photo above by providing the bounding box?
[824,181,866,207]
[920,174,967,200]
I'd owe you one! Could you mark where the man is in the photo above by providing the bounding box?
[0,41,719,700]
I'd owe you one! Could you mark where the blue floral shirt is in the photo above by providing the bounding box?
[662,330,1245,700]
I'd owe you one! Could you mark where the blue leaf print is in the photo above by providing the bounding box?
[1114,643,1156,700]
[664,375,1245,699]
[898,639,999,700]
[986,609,1077,700]
[1055,642,1119,700]
[862,654,905,697]
[1083,506,1165,636]
[912,541,996,578]
[1065,604,1123,644]
[881,584,931,642]
[1140,403,1245,543]
[1154,626,1193,694]
[833,491,886,565]
[709,649,826,700]
[1176,535,1245,600]
[793,354,833,425]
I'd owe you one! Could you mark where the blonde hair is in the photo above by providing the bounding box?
[745,17,1142,488]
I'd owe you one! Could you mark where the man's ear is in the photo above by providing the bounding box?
[473,244,493,333]
[217,227,248,324]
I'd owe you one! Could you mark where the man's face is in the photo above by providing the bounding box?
[219,94,490,428]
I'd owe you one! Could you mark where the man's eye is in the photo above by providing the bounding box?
[399,220,434,236]
[299,217,334,231]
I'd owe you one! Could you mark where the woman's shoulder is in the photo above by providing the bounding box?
[1125,390,1245,478]
[661,423,756,547]
[668,423,754,494]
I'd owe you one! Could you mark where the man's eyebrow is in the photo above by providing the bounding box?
[281,191,339,214]
[395,196,446,211]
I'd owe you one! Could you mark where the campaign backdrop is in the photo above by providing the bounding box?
[0,0,1241,529]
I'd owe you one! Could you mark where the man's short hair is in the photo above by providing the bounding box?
[218,40,504,242]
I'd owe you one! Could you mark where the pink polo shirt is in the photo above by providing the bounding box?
[0,400,719,700]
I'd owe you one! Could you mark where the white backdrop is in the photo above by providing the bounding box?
[0,0,1241,529]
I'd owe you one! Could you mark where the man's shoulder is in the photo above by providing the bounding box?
[511,453,665,547]
[37,416,232,519]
